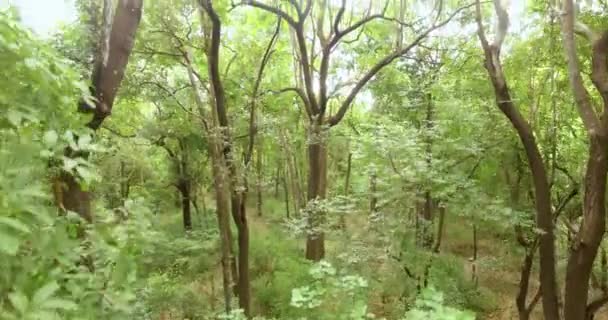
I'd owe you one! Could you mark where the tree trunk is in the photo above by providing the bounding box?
[344,152,352,195]
[340,152,352,229]
[283,173,291,218]
[235,195,251,317]
[201,187,208,216]
[564,138,608,320]
[286,152,299,215]
[560,2,608,318]
[58,0,142,221]
[256,148,263,217]
[59,170,93,222]
[471,223,478,286]
[179,181,192,231]
[274,160,280,198]
[516,244,540,320]
[119,160,130,205]
[474,4,561,316]
[369,171,378,216]
[305,122,328,261]
[208,145,233,314]
[292,152,304,215]
[432,205,445,253]
[422,190,433,249]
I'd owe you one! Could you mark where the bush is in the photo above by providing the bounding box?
[250,227,312,317]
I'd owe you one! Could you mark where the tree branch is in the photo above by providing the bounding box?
[245,17,282,166]
[561,0,602,134]
[525,287,542,314]
[243,0,298,27]
[591,32,608,120]
[264,87,313,117]
[102,125,136,138]
[328,2,476,126]
[492,0,509,50]
[553,187,579,221]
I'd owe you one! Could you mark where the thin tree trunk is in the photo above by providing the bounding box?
[184,38,235,314]
[288,153,299,215]
[274,162,280,198]
[201,187,207,216]
[305,122,328,261]
[432,205,445,253]
[179,181,192,231]
[283,172,291,218]
[422,190,433,248]
[471,223,478,286]
[119,160,130,205]
[209,145,233,314]
[344,152,352,195]
[516,243,539,320]
[235,195,251,317]
[369,170,378,216]
[340,152,352,229]
[292,152,304,215]
[475,4,561,317]
[564,140,608,319]
[421,92,434,249]
[256,148,263,217]
[506,155,542,320]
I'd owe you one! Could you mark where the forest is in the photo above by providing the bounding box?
[1,0,608,319]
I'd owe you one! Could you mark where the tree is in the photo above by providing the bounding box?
[246,0,474,261]
[560,1,608,318]
[56,0,143,221]
[474,1,560,318]
[476,0,608,319]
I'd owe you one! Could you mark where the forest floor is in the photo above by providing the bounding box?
[438,213,608,320]
[181,203,608,319]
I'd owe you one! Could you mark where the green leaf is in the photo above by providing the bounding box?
[43,130,58,147]
[76,165,97,184]
[33,281,60,305]
[7,109,22,127]
[0,229,20,255]
[0,217,30,233]
[77,133,91,150]
[41,298,77,311]
[8,291,28,314]
[62,157,78,171]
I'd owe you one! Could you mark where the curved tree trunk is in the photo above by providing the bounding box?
[563,138,608,319]
[474,2,560,318]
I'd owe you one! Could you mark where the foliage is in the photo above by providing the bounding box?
[5,1,608,319]
[403,287,475,320]
[0,9,154,319]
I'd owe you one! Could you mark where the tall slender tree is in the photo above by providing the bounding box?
[246,0,474,261]
[474,1,560,318]
[57,0,143,221]
[561,1,608,319]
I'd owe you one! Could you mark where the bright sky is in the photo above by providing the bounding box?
[2,0,76,35]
